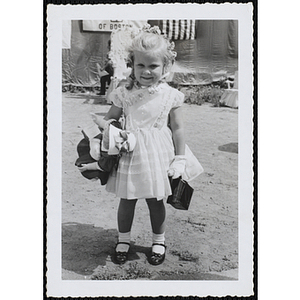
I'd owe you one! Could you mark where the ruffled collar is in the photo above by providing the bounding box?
[133,72,169,94]
[133,81,162,94]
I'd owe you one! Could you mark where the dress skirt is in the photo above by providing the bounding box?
[106,125,175,200]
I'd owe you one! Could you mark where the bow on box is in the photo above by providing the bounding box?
[114,131,135,153]
[108,125,136,155]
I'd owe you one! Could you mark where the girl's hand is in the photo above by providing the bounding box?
[168,155,187,179]
[90,113,106,128]
[77,164,90,173]
[77,162,100,172]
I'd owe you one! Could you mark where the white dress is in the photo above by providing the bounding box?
[106,82,184,200]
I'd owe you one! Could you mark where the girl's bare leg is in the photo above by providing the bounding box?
[146,198,166,234]
[116,198,137,252]
[117,198,137,232]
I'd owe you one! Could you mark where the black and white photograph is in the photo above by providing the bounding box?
[46,2,255,298]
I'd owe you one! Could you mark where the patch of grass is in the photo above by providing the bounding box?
[125,262,152,279]
[182,218,206,232]
[208,259,238,272]
[91,271,126,280]
[186,218,207,227]
[158,269,186,277]
[170,249,199,262]
[178,84,225,106]
[91,262,152,280]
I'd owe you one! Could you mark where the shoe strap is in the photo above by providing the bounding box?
[152,243,166,248]
[116,242,131,246]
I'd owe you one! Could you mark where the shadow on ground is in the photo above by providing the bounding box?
[64,93,109,105]
[62,222,118,275]
[218,142,238,153]
[62,222,154,277]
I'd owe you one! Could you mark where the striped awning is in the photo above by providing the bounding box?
[162,20,196,40]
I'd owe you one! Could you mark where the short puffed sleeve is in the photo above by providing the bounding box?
[108,86,127,108]
[172,89,185,108]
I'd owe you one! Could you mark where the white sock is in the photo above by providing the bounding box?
[116,231,131,252]
[152,233,165,254]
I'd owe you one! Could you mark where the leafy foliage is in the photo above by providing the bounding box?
[178,83,226,107]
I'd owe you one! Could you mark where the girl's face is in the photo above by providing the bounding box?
[133,50,164,87]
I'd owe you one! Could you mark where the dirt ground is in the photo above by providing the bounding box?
[61,91,238,281]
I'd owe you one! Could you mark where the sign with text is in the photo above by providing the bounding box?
[82,20,133,32]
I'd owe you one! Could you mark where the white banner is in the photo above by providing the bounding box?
[82,20,132,31]
[82,20,146,32]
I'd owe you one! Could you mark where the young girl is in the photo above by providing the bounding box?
[80,26,189,265]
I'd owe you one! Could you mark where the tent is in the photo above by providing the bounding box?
[62,20,238,87]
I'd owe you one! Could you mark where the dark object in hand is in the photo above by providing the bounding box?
[75,121,122,185]
[167,177,194,210]
[75,136,110,185]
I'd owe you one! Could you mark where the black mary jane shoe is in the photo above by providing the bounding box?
[113,242,130,265]
[148,243,167,266]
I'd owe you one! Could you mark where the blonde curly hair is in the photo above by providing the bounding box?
[125,25,177,90]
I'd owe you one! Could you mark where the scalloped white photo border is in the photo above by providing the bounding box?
[46,3,254,297]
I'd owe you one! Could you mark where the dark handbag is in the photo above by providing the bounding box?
[167,177,194,210]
